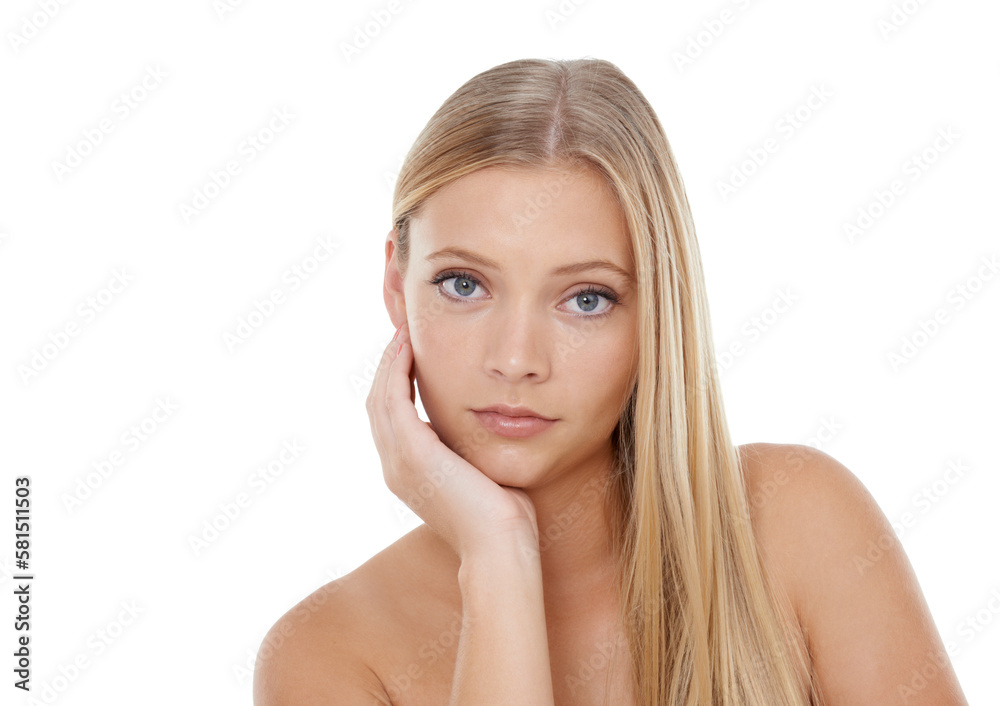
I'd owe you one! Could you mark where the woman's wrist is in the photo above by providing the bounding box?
[457,530,543,587]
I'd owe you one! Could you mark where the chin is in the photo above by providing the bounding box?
[476,464,534,488]
[461,443,553,489]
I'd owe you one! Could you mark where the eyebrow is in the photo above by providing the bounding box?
[426,247,635,283]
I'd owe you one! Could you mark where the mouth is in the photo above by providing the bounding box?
[472,404,556,421]
[471,405,558,439]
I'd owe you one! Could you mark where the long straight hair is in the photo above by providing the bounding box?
[390,57,821,705]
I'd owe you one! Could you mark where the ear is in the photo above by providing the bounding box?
[383,228,407,329]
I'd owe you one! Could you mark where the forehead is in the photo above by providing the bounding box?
[408,165,633,271]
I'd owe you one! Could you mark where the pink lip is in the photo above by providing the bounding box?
[473,411,557,439]
[473,404,555,420]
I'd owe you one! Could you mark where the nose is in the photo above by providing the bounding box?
[483,305,551,383]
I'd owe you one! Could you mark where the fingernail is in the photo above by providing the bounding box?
[392,324,401,341]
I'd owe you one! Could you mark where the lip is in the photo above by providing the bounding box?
[473,404,555,420]
[472,410,557,438]
[471,404,557,439]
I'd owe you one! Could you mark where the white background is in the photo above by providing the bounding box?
[1,0,997,703]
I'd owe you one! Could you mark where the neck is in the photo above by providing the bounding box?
[524,448,622,618]
[423,445,624,618]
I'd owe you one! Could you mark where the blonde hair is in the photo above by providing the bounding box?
[391,57,821,705]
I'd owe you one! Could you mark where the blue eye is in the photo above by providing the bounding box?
[426,270,621,319]
[567,290,609,315]
[430,271,486,300]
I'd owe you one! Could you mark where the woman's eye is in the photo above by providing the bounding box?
[564,290,614,316]
[438,274,487,300]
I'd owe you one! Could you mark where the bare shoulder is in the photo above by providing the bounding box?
[252,528,437,706]
[736,442,874,616]
[737,442,968,705]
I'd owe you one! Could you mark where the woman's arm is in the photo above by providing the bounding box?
[451,535,555,706]
[368,324,557,703]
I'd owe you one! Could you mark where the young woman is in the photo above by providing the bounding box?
[254,58,968,705]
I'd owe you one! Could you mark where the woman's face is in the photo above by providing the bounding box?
[393,164,638,489]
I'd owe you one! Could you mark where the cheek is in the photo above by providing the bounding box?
[410,318,459,373]
[562,316,633,367]
[408,320,467,415]
[562,320,636,405]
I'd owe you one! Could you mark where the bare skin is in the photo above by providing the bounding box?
[323,522,632,706]
[253,165,968,705]
[254,443,969,705]
[371,164,639,704]
[384,164,638,602]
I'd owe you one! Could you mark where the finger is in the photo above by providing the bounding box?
[384,339,421,447]
[404,326,417,403]
[396,322,417,404]
[367,330,403,455]
[382,340,433,503]
[365,330,396,414]
[385,340,459,498]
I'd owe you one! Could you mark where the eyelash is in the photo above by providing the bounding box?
[426,269,621,319]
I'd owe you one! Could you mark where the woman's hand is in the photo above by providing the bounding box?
[366,321,541,560]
